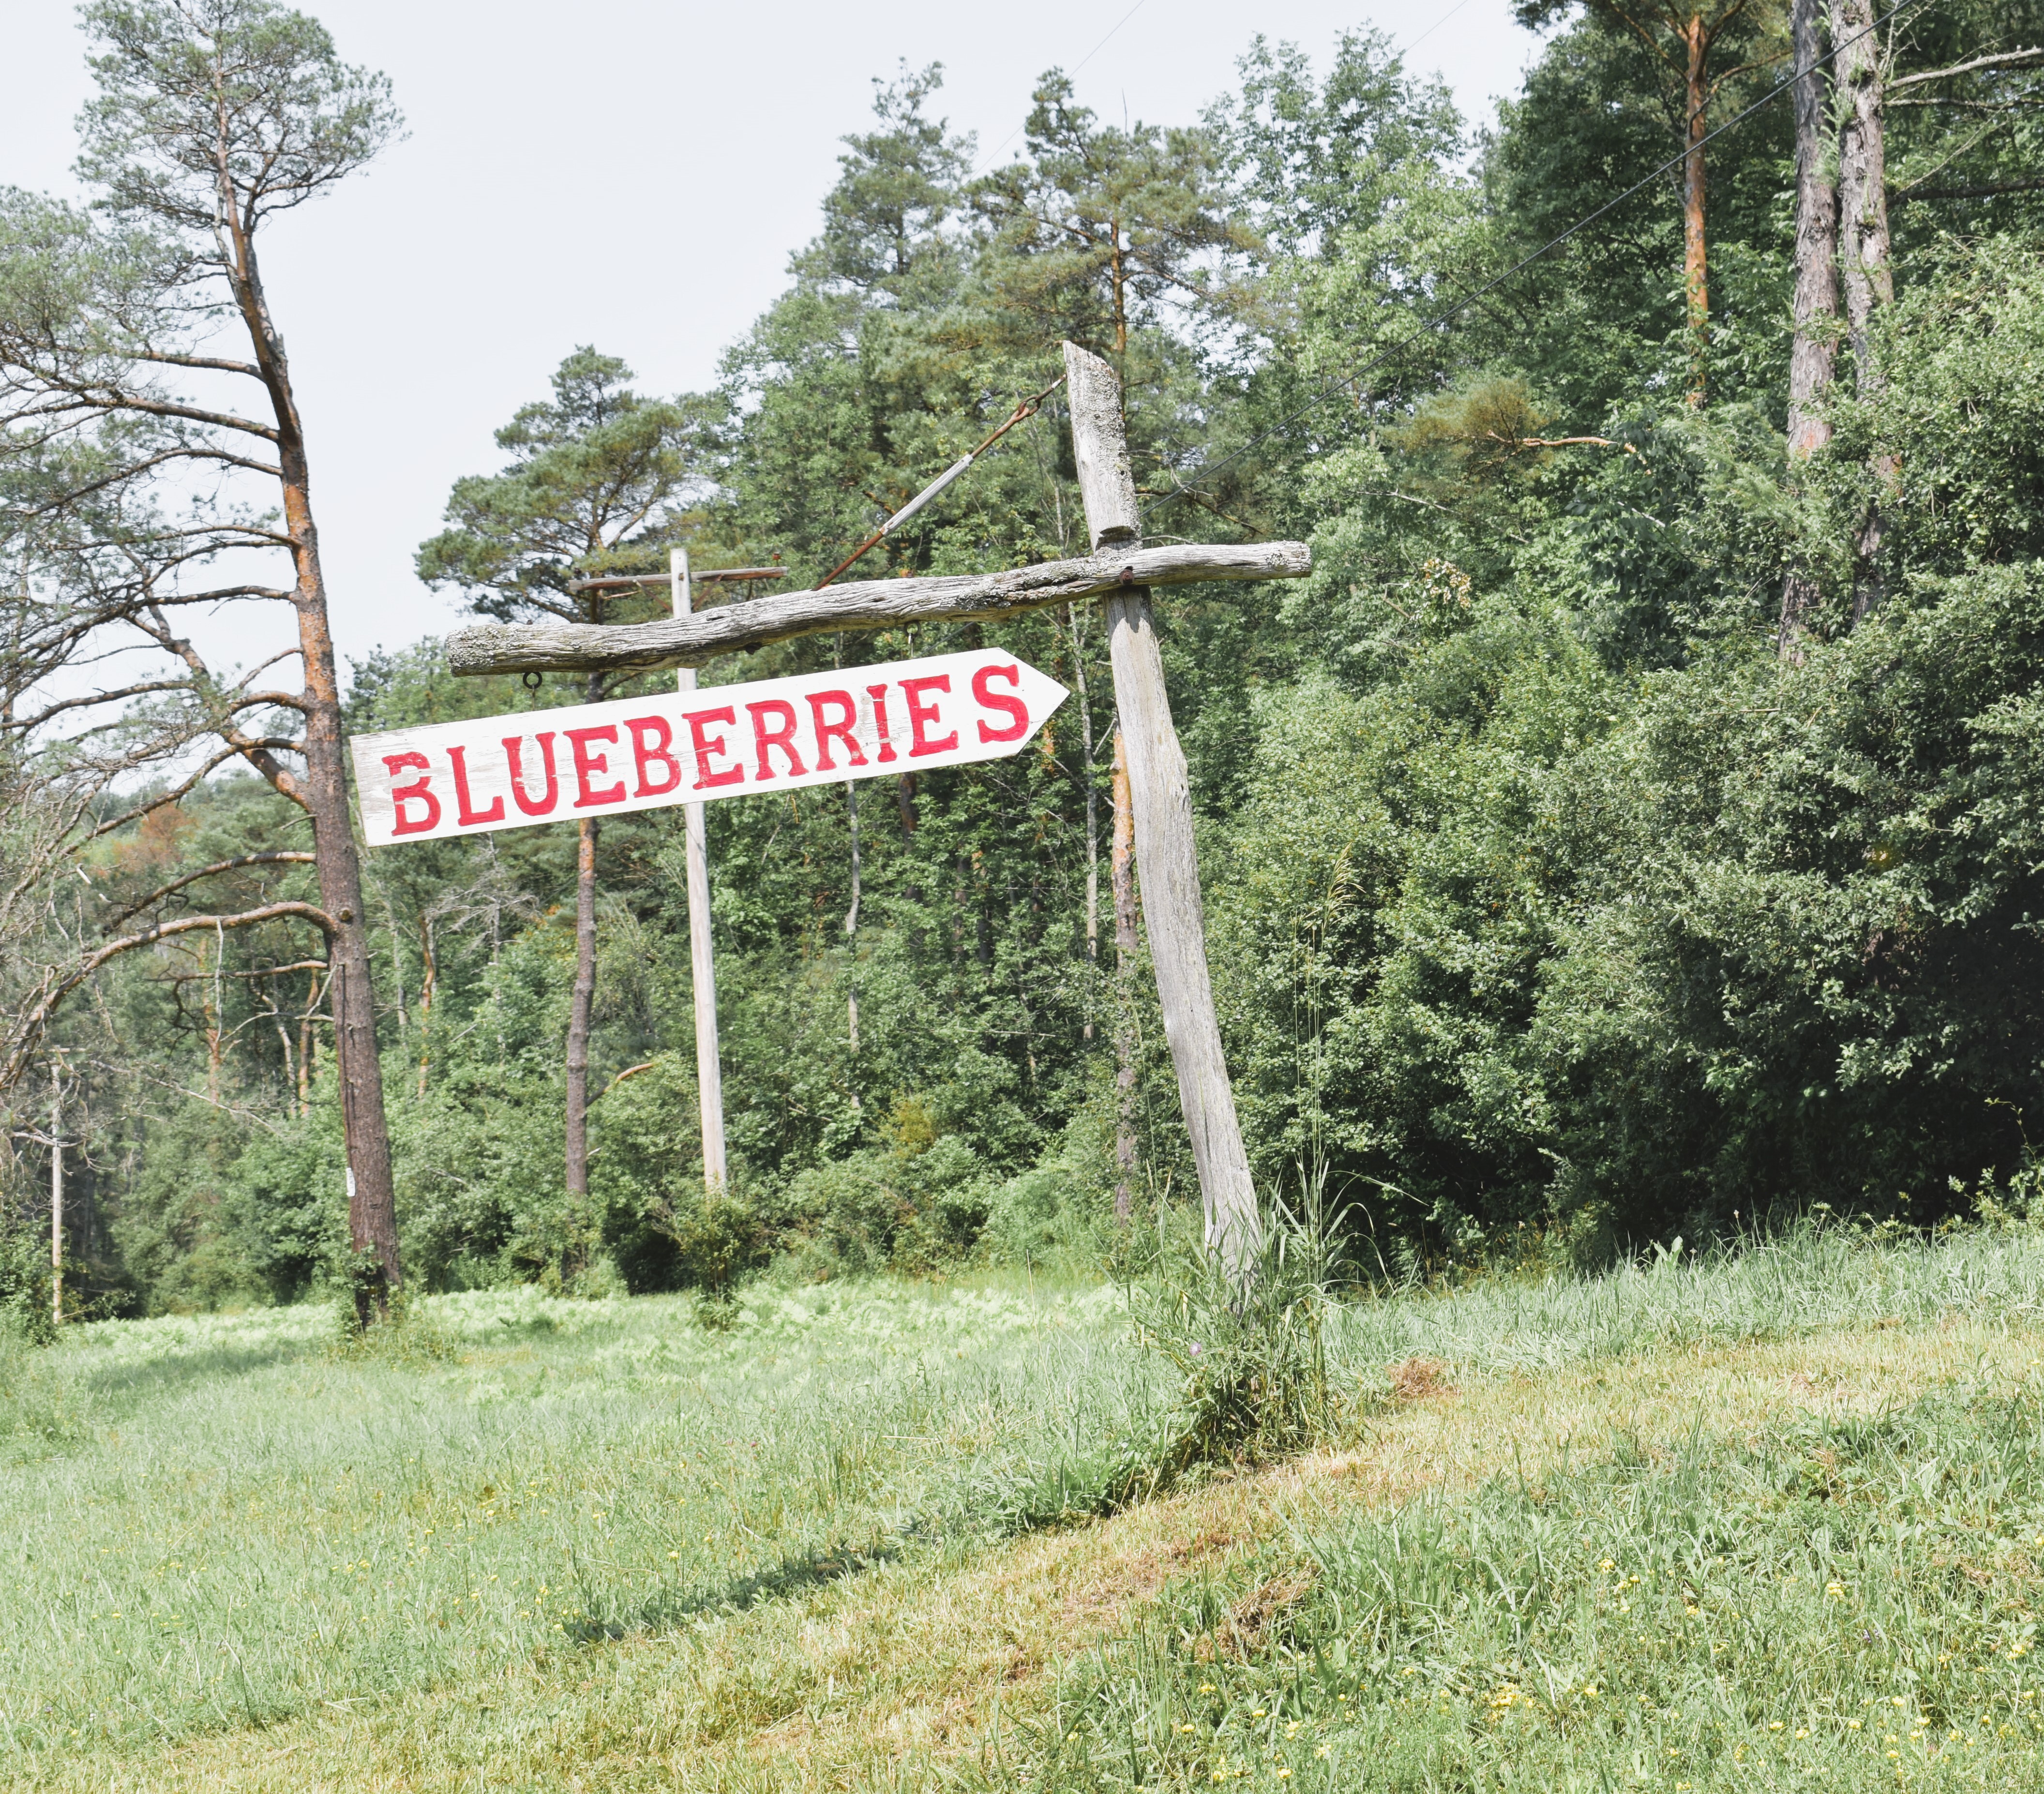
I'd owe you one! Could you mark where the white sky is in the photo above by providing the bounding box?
[3,0,1544,681]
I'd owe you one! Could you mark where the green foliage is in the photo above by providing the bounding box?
[415,346,711,629]
[0,1213,56,1343]
[77,0,400,229]
[1203,229,2044,1256]
[24,9,2044,1319]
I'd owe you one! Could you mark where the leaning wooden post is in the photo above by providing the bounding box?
[1062,341,1261,1273]
[671,548,730,1193]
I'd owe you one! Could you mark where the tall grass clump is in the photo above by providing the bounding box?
[326,1285,457,1366]
[0,1312,91,1460]
[1133,1196,1340,1477]
[951,1196,1344,1533]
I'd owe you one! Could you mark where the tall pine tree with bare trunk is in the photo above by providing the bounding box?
[417,350,704,1217]
[0,0,405,1318]
[1516,0,1773,397]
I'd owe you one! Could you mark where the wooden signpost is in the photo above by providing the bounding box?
[415,345,1309,1271]
[558,558,788,1194]
[444,540,1308,677]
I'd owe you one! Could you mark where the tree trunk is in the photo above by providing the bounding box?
[1785,0,1839,456]
[1111,729,1139,1221]
[217,202,402,1319]
[297,967,319,1120]
[204,926,224,1106]
[1683,13,1712,399]
[49,1061,62,1330]
[1779,0,1839,658]
[1836,0,1894,384]
[1836,0,1896,624]
[272,1005,295,1115]
[416,916,436,1098]
[301,562,400,1321]
[565,814,598,1204]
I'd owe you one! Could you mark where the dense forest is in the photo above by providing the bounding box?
[7,0,2044,1319]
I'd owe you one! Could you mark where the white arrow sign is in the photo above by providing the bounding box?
[350,648,1069,848]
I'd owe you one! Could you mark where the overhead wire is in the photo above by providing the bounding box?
[1141,0,1937,521]
[981,0,1153,170]
[1397,0,1486,61]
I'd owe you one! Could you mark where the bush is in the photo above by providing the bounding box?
[0,1214,54,1344]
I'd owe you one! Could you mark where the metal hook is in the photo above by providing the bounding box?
[521,671,543,691]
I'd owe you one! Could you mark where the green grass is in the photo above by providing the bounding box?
[1319,1222,2044,1368]
[11,1226,2044,1788]
[1025,1227,2044,1792]
[0,1276,1151,1764]
[1034,1375,2044,1790]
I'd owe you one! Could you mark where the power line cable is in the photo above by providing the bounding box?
[1143,0,1933,519]
[1398,0,1485,60]
[982,0,1152,169]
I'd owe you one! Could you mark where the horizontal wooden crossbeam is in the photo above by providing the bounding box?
[445,540,1310,675]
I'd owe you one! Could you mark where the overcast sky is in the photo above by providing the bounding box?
[3,0,1545,679]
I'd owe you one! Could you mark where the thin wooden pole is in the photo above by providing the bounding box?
[672,549,729,1192]
[49,1054,62,1328]
[1061,341,1261,1273]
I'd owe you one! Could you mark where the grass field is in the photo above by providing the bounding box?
[10,1228,2044,1789]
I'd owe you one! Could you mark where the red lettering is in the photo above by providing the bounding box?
[971,662,1029,743]
[383,752,441,836]
[503,732,559,816]
[626,715,682,796]
[807,689,865,773]
[685,706,744,789]
[901,674,958,758]
[566,725,626,808]
[866,683,898,764]
[448,744,503,825]
[747,699,807,780]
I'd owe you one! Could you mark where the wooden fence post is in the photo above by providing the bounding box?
[671,549,730,1192]
[1062,341,1261,1273]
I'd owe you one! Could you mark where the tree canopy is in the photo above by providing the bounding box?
[10,7,2044,1318]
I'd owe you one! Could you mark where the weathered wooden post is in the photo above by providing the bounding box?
[1062,341,1261,1273]
[670,548,729,1192]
